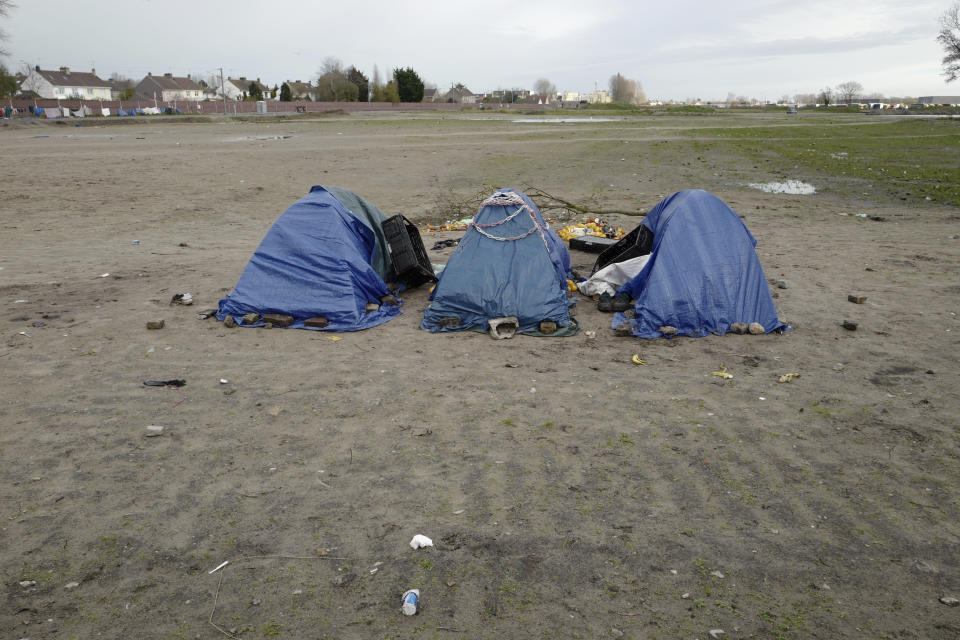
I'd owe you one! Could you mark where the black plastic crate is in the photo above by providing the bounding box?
[383,215,436,288]
[592,223,654,273]
[569,235,618,253]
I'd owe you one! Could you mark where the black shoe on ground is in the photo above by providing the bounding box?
[597,292,613,312]
[610,292,632,312]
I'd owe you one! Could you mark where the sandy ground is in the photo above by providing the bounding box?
[1,112,959,639]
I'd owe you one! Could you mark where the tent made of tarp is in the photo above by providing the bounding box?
[217,186,401,332]
[421,188,575,335]
[612,189,785,338]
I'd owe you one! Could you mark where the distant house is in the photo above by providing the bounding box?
[135,73,205,102]
[422,87,438,103]
[443,85,477,104]
[216,77,251,101]
[19,66,111,100]
[285,80,317,101]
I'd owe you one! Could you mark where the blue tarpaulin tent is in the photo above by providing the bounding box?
[420,188,575,335]
[217,186,401,331]
[612,189,785,338]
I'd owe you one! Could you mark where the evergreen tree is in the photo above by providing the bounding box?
[347,66,369,102]
[393,67,424,102]
[280,82,292,102]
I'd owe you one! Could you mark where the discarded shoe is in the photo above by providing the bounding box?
[610,292,632,312]
[597,292,613,312]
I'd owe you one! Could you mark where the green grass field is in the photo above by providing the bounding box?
[681,118,960,206]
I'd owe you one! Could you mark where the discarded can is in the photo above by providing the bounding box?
[401,589,420,616]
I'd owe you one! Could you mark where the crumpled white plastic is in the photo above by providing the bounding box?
[409,534,433,550]
[578,255,652,297]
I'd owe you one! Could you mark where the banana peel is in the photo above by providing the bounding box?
[631,354,647,365]
[778,372,801,383]
[711,363,733,379]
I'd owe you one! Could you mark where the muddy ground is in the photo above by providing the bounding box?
[1,112,958,639]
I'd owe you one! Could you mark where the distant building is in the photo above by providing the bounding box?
[285,80,317,101]
[443,85,476,104]
[917,96,960,106]
[584,90,612,104]
[216,77,253,101]
[135,73,205,102]
[19,66,111,100]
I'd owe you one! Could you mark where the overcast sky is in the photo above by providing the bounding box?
[3,0,955,100]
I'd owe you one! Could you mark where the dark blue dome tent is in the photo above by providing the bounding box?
[612,190,785,338]
[420,188,576,336]
[217,186,402,331]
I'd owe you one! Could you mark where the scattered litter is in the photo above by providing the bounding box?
[100,273,110,278]
[370,567,379,575]
[19,580,37,588]
[776,280,789,289]
[855,213,868,218]
[759,396,766,400]
[401,589,420,615]
[530,387,537,393]
[710,570,725,579]
[31,321,46,327]
[453,509,466,515]
[64,581,81,589]
[778,373,801,383]
[585,330,597,339]
[146,320,165,330]
[208,561,229,574]
[292,589,303,595]
[709,630,726,639]
[748,180,816,195]
[170,293,193,306]
[711,364,733,379]
[940,596,960,606]
[847,295,867,304]
[144,379,186,387]
[14,299,27,303]
[631,354,647,365]
[196,309,218,320]
[431,238,460,250]
[219,378,229,384]
[132,240,141,245]
[681,592,690,599]
[328,336,342,342]
[144,425,164,437]
[409,535,433,550]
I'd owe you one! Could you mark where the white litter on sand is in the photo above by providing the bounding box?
[748,180,816,195]
[409,534,433,550]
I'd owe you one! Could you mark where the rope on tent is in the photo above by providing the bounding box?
[469,191,551,251]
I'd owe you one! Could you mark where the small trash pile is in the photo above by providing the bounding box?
[423,217,474,232]
[556,219,624,242]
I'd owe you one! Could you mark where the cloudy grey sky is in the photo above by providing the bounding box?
[3,0,954,100]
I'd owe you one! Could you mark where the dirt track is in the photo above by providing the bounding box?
[1,112,958,639]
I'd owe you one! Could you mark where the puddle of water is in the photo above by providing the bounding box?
[748,180,816,195]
